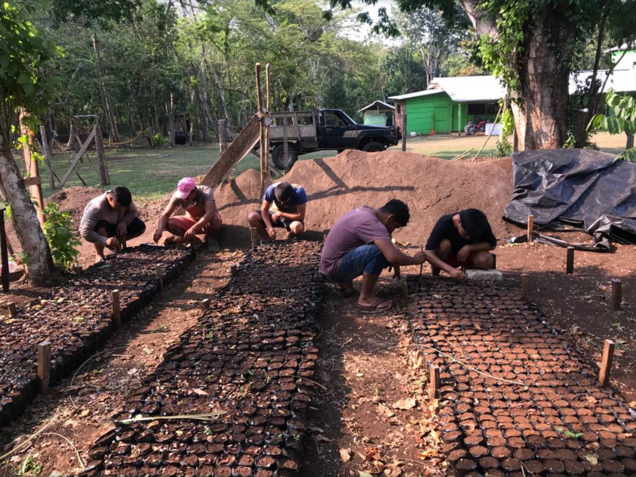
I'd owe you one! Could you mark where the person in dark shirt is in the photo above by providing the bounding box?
[424,209,497,280]
[248,182,307,240]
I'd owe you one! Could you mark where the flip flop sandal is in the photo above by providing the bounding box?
[357,299,392,314]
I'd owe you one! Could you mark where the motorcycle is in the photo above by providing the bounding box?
[464,118,488,135]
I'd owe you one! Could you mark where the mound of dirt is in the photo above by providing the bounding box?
[48,186,104,227]
[215,150,517,248]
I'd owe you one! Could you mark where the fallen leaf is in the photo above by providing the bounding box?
[585,454,598,465]
[420,449,438,459]
[392,398,417,410]
[192,388,209,396]
[80,409,90,418]
[377,404,395,418]
[340,448,351,462]
[359,472,373,477]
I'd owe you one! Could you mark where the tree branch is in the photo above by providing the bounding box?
[460,0,498,38]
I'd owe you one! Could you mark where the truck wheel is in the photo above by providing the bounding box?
[362,142,386,153]
[271,144,299,172]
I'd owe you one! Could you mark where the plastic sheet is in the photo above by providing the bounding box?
[504,149,636,245]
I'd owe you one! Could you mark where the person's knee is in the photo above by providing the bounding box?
[166,219,184,236]
[95,227,109,237]
[472,252,493,270]
[367,244,389,269]
[291,222,304,235]
[436,239,452,259]
[248,211,263,226]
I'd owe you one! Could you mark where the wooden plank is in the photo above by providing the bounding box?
[521,273,530,299]
[429,365,440,400]
[230,264,238,277]
[37,341,52,395]
[401,113,407,152]
[527,215,534,241]
[95,125,110,185]
[200,298,210,312]
[112,289,121,330]
[250,227,259,249]
[59,129,97,188]
[7,302,17,317]
[599,339,615,386]
[40,125,56,189]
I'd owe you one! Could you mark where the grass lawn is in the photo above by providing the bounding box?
[38,131,632,202]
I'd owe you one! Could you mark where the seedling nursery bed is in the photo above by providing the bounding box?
[407,278,636,477]
[79,240,324,477]
[0,244,194,429]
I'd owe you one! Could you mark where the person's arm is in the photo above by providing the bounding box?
[274,203,306,222]
[457,242,494,261]
[374,239,426,266]
[153,200,178,242]
[80,207,109,246]
[424,250,464,280]
[185,199,218,238]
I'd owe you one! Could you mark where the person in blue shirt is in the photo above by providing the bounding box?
[248,181,307,240]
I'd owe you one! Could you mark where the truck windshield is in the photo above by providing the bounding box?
[339,111,357,125]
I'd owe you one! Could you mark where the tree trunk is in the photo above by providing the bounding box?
[627,133,635,150]
[0,149,58,285]
[509,13,573,150]
[92,34,120,142]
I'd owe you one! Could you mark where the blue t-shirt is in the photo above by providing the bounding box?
[263,183,308,213]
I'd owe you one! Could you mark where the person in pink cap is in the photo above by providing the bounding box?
[153,177,222,247]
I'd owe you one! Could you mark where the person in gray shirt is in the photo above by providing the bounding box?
[79,186,146,263]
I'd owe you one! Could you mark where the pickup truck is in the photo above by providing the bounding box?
[268,109,400,170]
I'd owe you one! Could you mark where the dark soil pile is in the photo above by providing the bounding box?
[216,150,517,248]
[49,186,105,227]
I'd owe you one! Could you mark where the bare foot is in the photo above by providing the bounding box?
[94,255,105,264]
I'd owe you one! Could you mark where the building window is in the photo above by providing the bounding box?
[468,103,486,115]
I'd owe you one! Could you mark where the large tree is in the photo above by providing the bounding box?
[328,0,636,150]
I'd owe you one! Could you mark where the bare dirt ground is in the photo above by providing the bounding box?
[0,249,239,477]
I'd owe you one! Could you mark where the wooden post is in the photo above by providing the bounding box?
[429,365,440,400]
[156,272,164,292]
[599,339,615,386]
[255,63,267,196]
[611,279,622,311]
[7,302,17,317]
[200,298,210,312]
[40,125,56,189]
[401,113,407,152]
[58,128,97,188]
[521,274,530,299]
[0,208,9,293]
[264,64,271,180]
[230,264,238,277]
[19,111,45,225]
[566,247,574,275]
[250,227,259,249]
[112,290,121,330]
[218,119,228,155]
[527,215,534,242]
[37,341,51,395]
[282,114,289,167]
[95,125,110,185]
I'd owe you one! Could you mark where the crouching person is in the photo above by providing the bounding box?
[248,181,307,240]
[153,177,222,246]
[425,208,496,281]
[79,186,146,263]
[320,199,426,313]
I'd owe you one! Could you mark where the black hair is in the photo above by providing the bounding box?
[274,182,294,202]
[111,186,132,207]
[379,199,410,226]
[459,208,488,240]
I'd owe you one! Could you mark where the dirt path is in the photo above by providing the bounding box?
[302,279,446,477]
[0,250,239,477]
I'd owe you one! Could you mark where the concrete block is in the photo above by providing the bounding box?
[465,269,503,281]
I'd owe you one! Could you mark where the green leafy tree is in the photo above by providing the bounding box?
[43,202,81,269]
[590,89,636,161]
[379,44,427,97]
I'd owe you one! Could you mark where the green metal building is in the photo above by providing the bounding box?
[389,76,505,135]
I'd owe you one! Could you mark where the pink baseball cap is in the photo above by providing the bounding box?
[174,177,196,200]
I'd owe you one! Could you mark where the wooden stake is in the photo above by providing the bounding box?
[37,341,51,395]
[7,302,17,317]
[611,279,622,311]
[527,215,534,242]
[599,339,615,386]
[230,264,238,277]
[95,124,110,185]
[264,63,271,180]
[401,112,407,152]
[566,246,574,275]
[429,365,440,400]
[40,125,56,189]
[120,235,127,250]
[200,298,210,312]
[111,290,121,330]
[250,227,259,249]
[156,272,164,292]
[521,274,530,299]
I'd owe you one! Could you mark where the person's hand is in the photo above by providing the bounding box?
[449,268,465,281]
[271,212,282,222]
[105,237,120,251]
[457,245,471,263]
[115,223,127,237]
[414,251,427,264]
[153,229,162,243]
[184,227,197,240]
[267,227,276,239]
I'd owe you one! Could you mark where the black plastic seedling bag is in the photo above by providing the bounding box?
[504,149,636,247]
